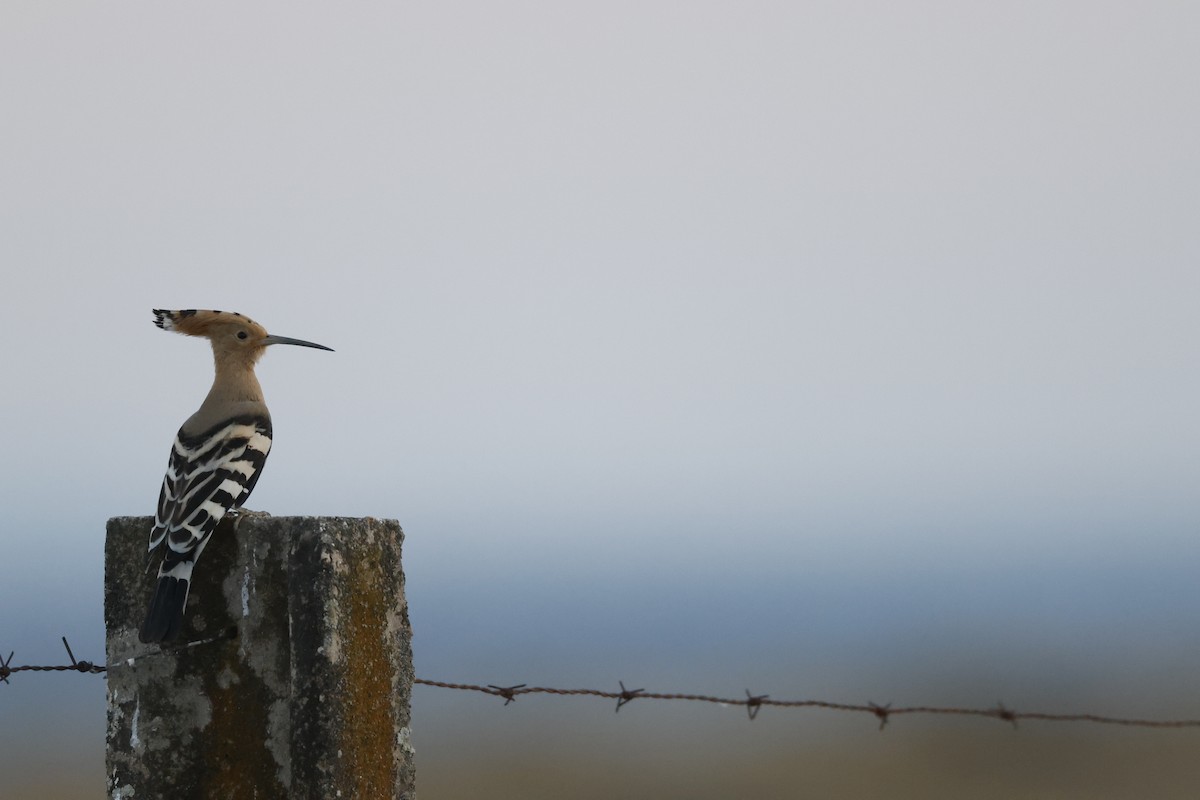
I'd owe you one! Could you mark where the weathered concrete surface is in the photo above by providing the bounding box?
[105,514,415,799]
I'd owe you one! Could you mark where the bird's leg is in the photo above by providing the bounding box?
[231,508,271,536]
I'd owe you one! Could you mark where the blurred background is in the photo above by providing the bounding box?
[2,2,1199,797]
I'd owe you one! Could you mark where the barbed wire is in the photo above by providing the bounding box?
[4,637,1199,730]
[410,679,1200,729]
[0,637,106,682]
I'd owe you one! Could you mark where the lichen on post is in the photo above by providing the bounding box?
[104,514,416,799]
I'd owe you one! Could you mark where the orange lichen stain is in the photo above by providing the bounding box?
[200,647,287,799]
[339,534,397,796]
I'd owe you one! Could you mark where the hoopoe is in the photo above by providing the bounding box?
[139,309,332,644]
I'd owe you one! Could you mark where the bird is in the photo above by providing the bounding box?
[139,309,332,644]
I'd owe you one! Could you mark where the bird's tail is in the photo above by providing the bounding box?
[139,560,194,644]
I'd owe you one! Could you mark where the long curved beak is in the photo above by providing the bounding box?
[261,334,335,352]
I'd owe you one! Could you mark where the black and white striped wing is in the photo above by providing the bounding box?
[140,414,272,643]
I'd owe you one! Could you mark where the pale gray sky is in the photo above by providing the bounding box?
[2,2,1199,795]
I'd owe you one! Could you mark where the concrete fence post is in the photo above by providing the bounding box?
[104,514,416,799]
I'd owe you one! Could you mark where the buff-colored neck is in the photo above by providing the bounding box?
[182,348,269,434]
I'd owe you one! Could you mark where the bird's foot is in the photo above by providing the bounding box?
[231,508,271,519]
[230,508,271,534]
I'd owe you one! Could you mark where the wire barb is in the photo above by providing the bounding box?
[869,702,892,731]
[60,636,100,673]
[993,702,1019,729]
[745,690,769,721]
[615,680,645,713]
[487,683,528,706]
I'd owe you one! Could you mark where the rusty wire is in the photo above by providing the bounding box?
[409,679,1200,729]
[4,638,1200,730]
[0,637,106,683]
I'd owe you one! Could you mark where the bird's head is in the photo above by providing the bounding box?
[152,309,333,365]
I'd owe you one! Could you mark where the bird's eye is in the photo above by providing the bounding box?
[237,331,249,340]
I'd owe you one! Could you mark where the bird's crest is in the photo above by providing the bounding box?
[153,309,265,338]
